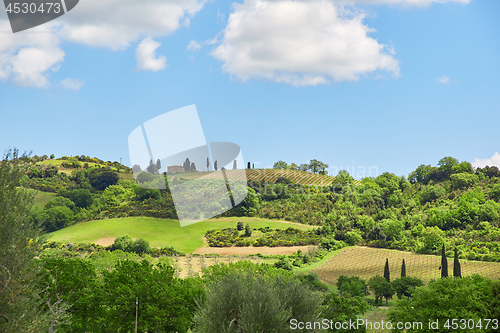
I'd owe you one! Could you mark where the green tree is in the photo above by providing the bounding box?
[59,188,93,208]
[193,270,322,333]
[89,170,119,191]
[110,235,134,252]
[453,247,461,278]
[384,258,390,282]
[391,277,423,299]
[368,276,394,305]
[388,275,495,333]
[244,223,252,237]
[237,221,244,231]
[322,292,368,333]
[420,185,445,204]
[0,149,62,332]
[132,238,151,255]
[336,275,368,298]
[440,244,448,278]
[309,159,328,174]
[34,205,74,232]
[273,160,288,169]
[408,164,432,184]
[420,226,445,253]
[437,156,459,179]
[101,260,201,332]
[451,172,479,190]
[401,259,406,278]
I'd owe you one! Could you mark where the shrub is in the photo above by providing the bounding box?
[450,173,479,190]
[237,221,244,231]
[420,185,445,204]
[110,235,134,252]
[132,238,151,254]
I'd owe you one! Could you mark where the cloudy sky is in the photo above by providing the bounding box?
[0,0,498,178]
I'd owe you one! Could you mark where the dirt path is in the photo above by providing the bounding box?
[94,237,137,247]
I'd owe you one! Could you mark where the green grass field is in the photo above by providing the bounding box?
[30,189,56,211]
[48,216,315,253]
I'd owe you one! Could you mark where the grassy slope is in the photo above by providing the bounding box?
[29,189,56,211]
[48,216,315,253]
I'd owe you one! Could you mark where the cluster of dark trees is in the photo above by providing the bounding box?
[273,159,329,174]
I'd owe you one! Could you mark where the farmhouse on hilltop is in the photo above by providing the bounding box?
[167,165,184,173]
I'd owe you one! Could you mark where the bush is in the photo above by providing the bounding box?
[110,235,134,252]
[451,173,479,190]
[34,206,74,232]
[59,189,93,208]
[420,185,445,204]
[237,221,244,231]
[132,238,150,254]
[489,184,500,201]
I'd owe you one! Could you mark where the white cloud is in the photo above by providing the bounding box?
[0,0,205,88]
[0,20,64,88]
[135,37,167,72]
[187,40,202,51]
[58,0,206,50]
[60,78,85,91]
[472,152,500,169]
[212,0,401,86]
[436,75,450,84]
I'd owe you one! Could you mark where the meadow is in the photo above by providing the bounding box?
[48,216,315,253]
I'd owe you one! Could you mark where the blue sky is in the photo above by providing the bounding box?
[0,0,499,179]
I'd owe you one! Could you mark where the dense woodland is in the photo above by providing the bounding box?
[1,149,500,332]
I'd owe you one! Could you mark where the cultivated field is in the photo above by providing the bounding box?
[177,168,361,186]
[48,216,315,253]
[312,246,500,285]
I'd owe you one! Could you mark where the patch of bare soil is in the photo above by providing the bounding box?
[94,237,137,247]
[193,245,317,256]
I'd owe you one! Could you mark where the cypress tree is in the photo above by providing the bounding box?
[233,160,237,170]
[247,162,251,169]
[207,157,210,171]
[453,247,461,278]
[384,258,390,283]
[440,244,448,278]
[401,259,406,278]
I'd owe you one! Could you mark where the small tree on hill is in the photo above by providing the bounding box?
[244,223,252,237]
[237,222,244,231]
[233,160,237,170]
[401,259,406,278]
[214,160,218,171]
[440,244,448,278]
[207,157,210,171]
[247,162,251,169]
[453,247,461,278]
[384,258,390,283]
[191,162,196,171]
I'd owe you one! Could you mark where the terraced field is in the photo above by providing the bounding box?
[312,246,500,285]
[178,168,361,186]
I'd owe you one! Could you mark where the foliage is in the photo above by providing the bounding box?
[391,276,423,299]
[0,149,59,332]
[388,275,497,333]
[193,267,323,333]
[336,275,368,298]
[321,292,368,333]
[368,275,394,305]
